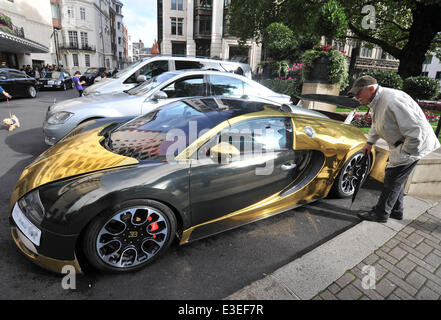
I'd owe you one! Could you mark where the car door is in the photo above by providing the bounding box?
[6,70,27,97]
[189,117,300,228]
[141,75,207,114]
[208,74,246,98]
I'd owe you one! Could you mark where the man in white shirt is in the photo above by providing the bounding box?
[350,75,440,222]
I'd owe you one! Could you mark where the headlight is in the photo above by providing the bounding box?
[18,190,45,224]
[55,80,62,85]
[47,111,73,125]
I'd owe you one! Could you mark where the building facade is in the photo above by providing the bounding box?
[157,0,262,72]
[422,54,441,89]
[0,0,54,69]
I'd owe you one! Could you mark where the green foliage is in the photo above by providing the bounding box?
[0,12,12,28]
[260,78,302,101]
[300,45,349,89]
[259,59,290,78]
[403,76,441,100]
[318,0,348,39]
[359,70,403,90]
[261,22,298,61]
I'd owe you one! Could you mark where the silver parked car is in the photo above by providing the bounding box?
[43,70,292,145]
[83,55,252,96]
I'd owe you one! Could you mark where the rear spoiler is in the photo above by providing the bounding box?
[296,94,361,124]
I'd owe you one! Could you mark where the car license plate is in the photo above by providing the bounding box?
[12,203,41,246]
[44,85,52,87]
[48,81,54,85]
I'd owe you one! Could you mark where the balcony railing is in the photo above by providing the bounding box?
[0,23,25,38]
[59,42,96,52]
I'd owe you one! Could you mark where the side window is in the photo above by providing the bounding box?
[210,75,244,97]
[139,60,169,78]
[161,76,204,98]
[175,60,204,70]
[125,60,169,84]
[221,63,244,75]
[7,71,26,79]
[198,117,292,160]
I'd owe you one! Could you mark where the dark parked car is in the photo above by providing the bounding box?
[0,68,38,99]
[84,67,107,85]
[38,71,73,91]
[10,97,378,274]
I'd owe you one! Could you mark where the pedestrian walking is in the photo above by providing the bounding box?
[73,71,86,97]
[351,75,440,223]
[0,85,12,99]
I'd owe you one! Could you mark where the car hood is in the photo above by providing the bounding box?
[84,77,114,93]
[10,125,138,210]
[50,92,141,113]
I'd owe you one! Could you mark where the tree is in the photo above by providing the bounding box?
[228,0,441,79]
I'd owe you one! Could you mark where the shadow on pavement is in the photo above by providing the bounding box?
[4,127,47,157]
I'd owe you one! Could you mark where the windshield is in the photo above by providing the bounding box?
[108,100,233,161]
[112,58,149,79]
[85,68,99,75]
[50,71,61,79]
[126,72,177,96]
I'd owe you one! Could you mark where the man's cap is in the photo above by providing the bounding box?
[348,75,377,94]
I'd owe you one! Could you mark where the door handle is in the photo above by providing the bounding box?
[281,162,297,171]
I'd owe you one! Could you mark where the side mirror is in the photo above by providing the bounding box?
[151,90,168,101]
[209,142,240,162]
[136,75,147,83]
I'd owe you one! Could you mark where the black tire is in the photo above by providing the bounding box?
[330,150,371,198]
[27,85,37,98]
[82,199,176,273]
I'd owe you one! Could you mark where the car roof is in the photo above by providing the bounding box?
[141,55,250,69]
[157,69,252,80]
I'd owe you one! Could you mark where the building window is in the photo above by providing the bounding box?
[73,54,79,67]
[172,42,186,55]
[171,18,176,35]
[172,0,183,10]
[85,54,90,67]
[177,18,183,35]
[361,46,372,58]
[436,71,441,80]
[51,2,60,19]
[68,31,78,47]
[118,37,121,45]
[67,6,74,18]
[80,7,86,20]
[199,15,211,35]
[424,55,433,65]
[80,32,88,48]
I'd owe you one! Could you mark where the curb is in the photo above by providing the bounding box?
[226,196,438,300]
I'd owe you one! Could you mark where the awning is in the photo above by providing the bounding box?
[0,30,49,54]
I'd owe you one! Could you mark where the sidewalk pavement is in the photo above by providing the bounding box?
[226,195,441,300]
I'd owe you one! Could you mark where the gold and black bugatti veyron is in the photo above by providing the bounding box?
[9,96,382,273]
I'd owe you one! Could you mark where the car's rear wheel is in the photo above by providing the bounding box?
[82,199,176,273]
[330,150,370,198]
[27,85,37,98]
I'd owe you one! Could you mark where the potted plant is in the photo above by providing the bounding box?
[300,45,349,89]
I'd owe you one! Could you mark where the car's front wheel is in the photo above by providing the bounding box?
[27,85,37,98]
[82,199,176,273]
[330,150,371,198]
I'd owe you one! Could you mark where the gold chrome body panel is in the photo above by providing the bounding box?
[179,110,368,244]
[11,227,82,273]
[9,126,139,212]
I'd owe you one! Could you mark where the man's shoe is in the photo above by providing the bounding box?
[390,212,403,220]
[357,210,388,223]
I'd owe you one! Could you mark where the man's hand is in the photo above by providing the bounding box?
[362,143,372,155]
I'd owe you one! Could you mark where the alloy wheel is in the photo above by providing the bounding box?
[339,153,368,196]
[95,206,170,268]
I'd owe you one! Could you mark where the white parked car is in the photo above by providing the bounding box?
[83,55,252,96]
